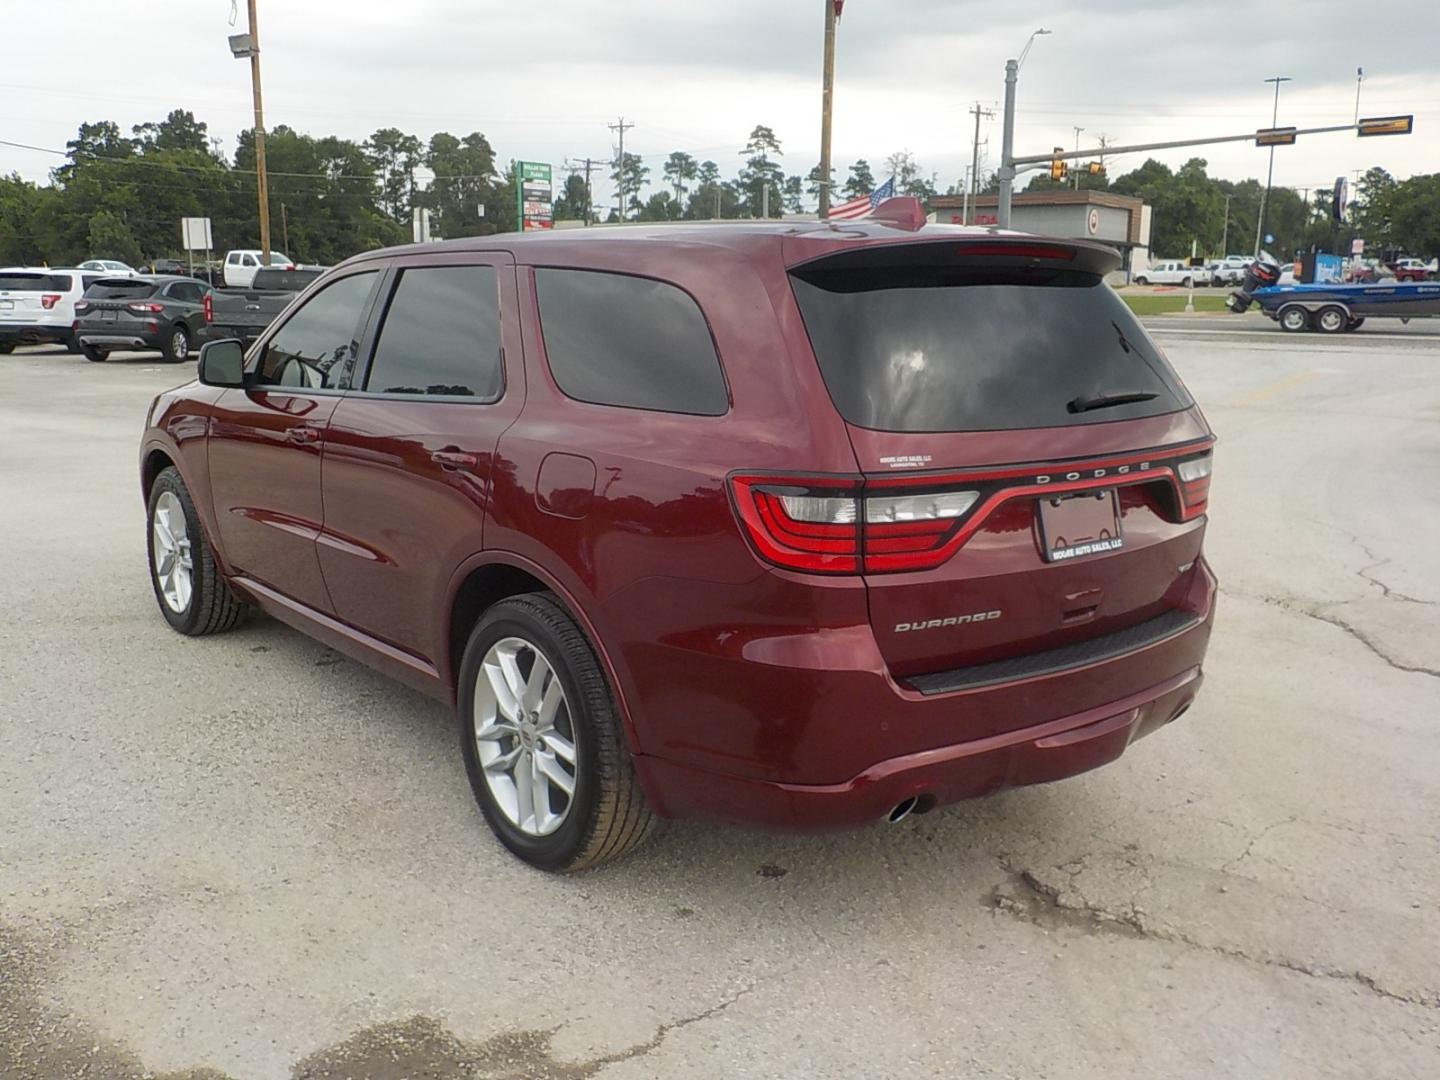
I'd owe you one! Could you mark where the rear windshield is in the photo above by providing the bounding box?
[85,280,159,300]
[0,272,56,291]
[789,263,1192,432]
[252,268,322,291]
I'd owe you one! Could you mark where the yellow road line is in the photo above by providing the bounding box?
[1229,369,1320,406]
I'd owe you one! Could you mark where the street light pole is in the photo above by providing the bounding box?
[246,0,270,263]
[1253,74,1291,258]
[818,0,837,218]
[997,28,1049,229]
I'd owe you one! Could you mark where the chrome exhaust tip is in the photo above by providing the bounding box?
[887,796,918,824]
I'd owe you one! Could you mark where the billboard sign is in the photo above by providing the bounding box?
[516,161,553,231]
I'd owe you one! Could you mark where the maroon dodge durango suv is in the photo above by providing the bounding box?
[139,215,1217,871]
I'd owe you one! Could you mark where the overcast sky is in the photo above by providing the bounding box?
[3,0,1436,209]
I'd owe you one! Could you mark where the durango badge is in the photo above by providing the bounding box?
[894,611,1002,633]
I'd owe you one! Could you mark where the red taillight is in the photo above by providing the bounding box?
[1175,453,1213,519]
[730,475,860,574]
[127,302,164,314]
[40,293,61,309]
[203,294,213,323]
[958,242,1077,260]
[729,476,981,575]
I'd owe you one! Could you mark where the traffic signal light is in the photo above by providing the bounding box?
[1050,148,1067,182]
[1087,161,1106,176]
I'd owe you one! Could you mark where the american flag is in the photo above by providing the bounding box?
[828,176,895,221]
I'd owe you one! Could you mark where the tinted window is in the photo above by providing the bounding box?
[257,271,377,389]
[166,281,203,302]
[252,268,323,292]
[789,264,1192,432]
[48,274,73,291]
[534,269,727,416]
[364,266,502,399]
[0,273,53,291]
[86,280,159,299]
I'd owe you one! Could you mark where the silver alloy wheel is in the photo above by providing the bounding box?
[473,636,578,837]
[151,491,194,613]
[172,328,189,360]
[1280,307,1309,332]
[1318,307,1346,332]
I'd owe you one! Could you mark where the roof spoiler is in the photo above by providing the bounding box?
[865,196,927,231]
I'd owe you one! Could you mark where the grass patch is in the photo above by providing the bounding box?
[1121,293,1232,315]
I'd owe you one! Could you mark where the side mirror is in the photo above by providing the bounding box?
[197,339,246,388]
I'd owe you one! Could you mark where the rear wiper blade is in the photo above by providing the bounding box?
[1067,390,1159,414]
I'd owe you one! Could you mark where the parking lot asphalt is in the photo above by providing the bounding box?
[2,331,1438,1080]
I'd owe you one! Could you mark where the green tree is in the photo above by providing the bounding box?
[132,110,211,155]
[884,150,936,201]
[637,190,682,221]
[842,159,874,199]
[553,172,592,223]
[662,151,698,202]
[738,125,784,217]
[609,151,649,220]
[420,131,512,238]
[0,173,46,265]
[366,127,423,223]
[86,209,142,266]
[783,174,804,214]
[1386,173,1440,256]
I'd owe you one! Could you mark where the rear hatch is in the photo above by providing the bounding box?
[0,271,60,326]
[784,238,1213,683]
[77,278,162,331]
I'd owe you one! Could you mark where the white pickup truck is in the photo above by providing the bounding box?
[1134,261,1211,287]
[222,249,295,288]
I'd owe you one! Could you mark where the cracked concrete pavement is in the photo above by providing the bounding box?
[2,327,1438,1078]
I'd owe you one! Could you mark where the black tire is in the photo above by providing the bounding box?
[459,592,657,872]
[81,343,108,362]
[1278,306,1310,333]
[1316,305,1348,334]
[146,466,247,636]
[1345,317,1365,331]
[63,332,80,355]
[0,342,13,354]
[162,323,192,363]
[1181,276,1193,288]
[1134,276,1149,286]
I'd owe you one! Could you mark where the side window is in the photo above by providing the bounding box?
[243,255,258,267]
[534,269,728,416]
[227,253,240,265]
[363,265,502,399]
[256,271,378,390]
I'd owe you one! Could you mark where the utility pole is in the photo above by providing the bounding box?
[997,28,1050,229]
[1072,126,1084,190]
[1254,75,1292,257]
[967,102,993,225]
[566,156,599,224]
[818,0,838,218]
[1220,193,1234,254]
[608,117,633,222]
[246,0,270,263]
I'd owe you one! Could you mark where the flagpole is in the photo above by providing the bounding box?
[818,0,838,219]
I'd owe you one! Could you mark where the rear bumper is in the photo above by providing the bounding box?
[628,557,1216,829]
[78,331,163,349]
[637,664,1202,828]
[0,322,70,344]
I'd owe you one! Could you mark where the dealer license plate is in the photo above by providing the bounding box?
[1038,490,1123,562]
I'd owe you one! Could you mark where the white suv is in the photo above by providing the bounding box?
[1209,255,1254,287]
[0,267,107,353]
[1134,261,1210,287]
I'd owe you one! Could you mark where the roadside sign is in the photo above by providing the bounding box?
[516,161,553,231]
[181,217,212,250]
[1351,238,1365,255]
[1255,127,1298,146]
[1357,115,1414,137]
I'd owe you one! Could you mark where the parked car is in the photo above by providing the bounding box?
[223,249,295,288]
[0,267,107,353]
[205,267,325,346]
[78,259,138,277]
[1390,258,1435,282]
[1209,255,1254,287]
[140,222,1217,871]
[74,275,211,362]
[1278,263,1297,285]
[1133,261,1210,286]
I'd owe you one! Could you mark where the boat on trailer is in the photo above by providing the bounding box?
[1227,274,1440,333]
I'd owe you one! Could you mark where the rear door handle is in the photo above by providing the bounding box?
[286,425,322,444]
[431,448,478,470]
